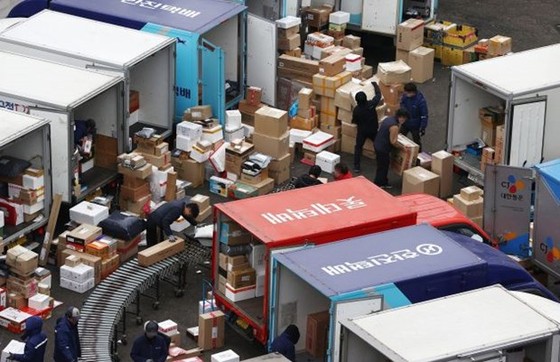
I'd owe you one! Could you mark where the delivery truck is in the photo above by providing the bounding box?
[0,51,125,204]
[0,10,176,150]
[9,0,248,124]
[447,44,560,186]
[269,224,555,362]
[0,109,51,246]
[213,177,418,344]
[339,285,560,362]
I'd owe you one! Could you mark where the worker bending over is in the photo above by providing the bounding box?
[145,199,199,247]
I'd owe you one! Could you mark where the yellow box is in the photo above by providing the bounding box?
[443,24,478,48]
[442,46,466,66]
[423,42,443,61]
[312,71,352,98]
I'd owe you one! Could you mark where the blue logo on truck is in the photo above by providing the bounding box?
[174,86,191,100]
[121,0,201,18]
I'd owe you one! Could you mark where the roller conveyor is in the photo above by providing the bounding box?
[78,241,210,361]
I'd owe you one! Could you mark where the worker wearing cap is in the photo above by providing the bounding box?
[131,321,168,362]
[9,316,47,362]
[54,307,81,362]
[145,199,200,247]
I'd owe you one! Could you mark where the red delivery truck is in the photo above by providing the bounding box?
[212,177,417,343]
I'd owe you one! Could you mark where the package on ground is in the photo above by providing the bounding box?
[252,132,290,159]
[397,18,425,51]
[312,71,352,98]
[431,150,454,198]
[488,35,512,55]
[198,310,225,350]
[390,134,420,175]
[342,34,361,49]
[408,46,435,83]
[303,131,335,153]
[402,167,440,197]
[27,293,50,311]
[7,245,38,275]
[225,142,254,176]
[377,60,412,85]
[60,277,95,294]
[209,177,235,197]
[138,239,185,267]
[315,151,340,174]
[254,106,289,138]
[211,350,240,362]
[453,193,484,217]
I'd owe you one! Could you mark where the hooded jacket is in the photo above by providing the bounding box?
[352,82,382,134]
[11,316,47,362]
[271,325,300,362]
[130,334,168,362]
[400,92,429,130]
[54,317,81,362]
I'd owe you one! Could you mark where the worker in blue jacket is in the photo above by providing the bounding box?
[400,82,429,150]
[145,198,200,247]
[271,324,300,362]
[54,307,81,362]
[9,316,47,362]
[130,321,168,362]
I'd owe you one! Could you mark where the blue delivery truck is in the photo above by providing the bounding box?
[9,0,247,124]
[269,224,557,362]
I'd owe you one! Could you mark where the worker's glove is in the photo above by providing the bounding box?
[419,128,426,137]
[146,359,154,362]
[168,235,176,242]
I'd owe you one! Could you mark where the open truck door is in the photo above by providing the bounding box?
[360,0,400,35]
[247,14,277,106]
[201,39,225,125]
[507,97,547,168]
[483,164,533,258]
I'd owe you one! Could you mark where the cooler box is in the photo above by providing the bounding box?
[303,131,335,153]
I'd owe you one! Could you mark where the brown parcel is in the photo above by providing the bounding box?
[396,18,425,51]
[460,186,484,201]
[252,132,290,160]
[319,54,346,77]
[254,106,289,138]
[408,46,435,83]
[198,311,225,350]
[278,33,301,51]
[453,194,484,218]
[268,153,291,185]
[431,150,454,198]
[190,194,210,211]
[402,167,440,197]
[298,88,314,110]
[7,246,38,275]
[278,54,320,75]
[118,163,152,180]
[227,268,256,289]
[138,239,185,267]
[66,224,102,246]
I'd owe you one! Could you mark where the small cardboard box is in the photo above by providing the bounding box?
[7,246,38,275]
[191,194,210,211]
[268,154,291,185]
[61,250,102,284]
[379,82,404,105]
[319,54,345,77]
[431,150,454,198]
[198,311,225,350]
[488,35,512,55]
[138,239,185,267]
[118,163,152,180]
[298,88,314,110]
[460,186,484,201]
[402,167,440,197]
[252,132,290,159]
[254,106,289,138]
[342,34,361,49]
[377,60,412,85]
[278,33,301,51]
[7,276,38,298]
[65,255,82,267]
[66,224,102,246]
[453,194,484,218]
[396,18,425,51]
[227,268,256,289]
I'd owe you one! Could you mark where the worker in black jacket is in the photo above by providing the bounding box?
[145,198,199,247]
[352,81,382,173]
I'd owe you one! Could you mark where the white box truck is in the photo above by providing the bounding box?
[0,109,51,245]
[447,44,560,185]
[339,285,560,362]
[0,10,175,149]
[0,51,125,204]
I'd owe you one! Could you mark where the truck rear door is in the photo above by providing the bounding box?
[201,38,225,125]
[507,96,547,168]
[360,0,400,35]
[247,14,276,106]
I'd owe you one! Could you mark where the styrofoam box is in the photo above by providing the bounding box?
[275,16,301,29]
[255,272,265,298]
[199,299,216,315]
[289,129,312,144]
[22,174,44,190]
[202,125,224,144]
[60,264,94,283]
[69,201,109,226]
[329,11,350,25]
[211,349,240,362]
[60,277,95,294]
[0,211,4,228]
[158,319,178,335]
[316,151,341,174]
[303,131,335,153]
[176,134,196,152]
[23,200,44,215]
[224,127,245,143]
[28,293,50,311]
[176,121,203,140]
[225,110,242,130]
[225,283,256,302]
[190,148,210,163]
[249,244,266,273]
[1,339,25,362]
[243,124,254,138]
[345,54,363,72]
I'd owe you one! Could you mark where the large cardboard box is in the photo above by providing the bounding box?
[319,54,345,77]
[198,311,225,350]
[488,35,512,55]
[396,48,410,64]
[379,82,404,105]
[176,158,205,188]
[227,268,256,289]
[278,54,320,75]
[481,119,497,146]
[120,182,150,201]
[431,150,454,198]
[138,239,185,267]
[6,246,38,275]
[408,46,434,83]
[254,106,289,138]
[377,60,412,85]
[390,134,419,175]
[268,154,291,185]
[312,71,352,98]
[252,132,290,159]
[396,19,424,51]
[402,167,440,197]
[306,311,330,358]
[278,33,301,51]
[453,194,484,217]
[66,224,102,246]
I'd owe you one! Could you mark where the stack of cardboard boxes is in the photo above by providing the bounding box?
[5,168,46,224]
[117,152,153,216]
[276,16,302,57]
[305,32,335,60]
[452,186,484,227]
[278,54,320,85]
[60,257,95,294]
[238,86,264,128]
[395,19,434,83]
[135,136,173,203]
[6,246,45,309]
[473,35,512,62]
[327,11,350,45]
[431,150,455,198]
[304,4,333,30]
[291,88,317,132]
[479,106,505,148]
[377,60,412,116]
[94,134,118,171]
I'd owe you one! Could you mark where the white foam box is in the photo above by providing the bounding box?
[1,340,25,362]
[176,121,203,140]
[176,134,196,152]
[69,201,109,226]
[211,349,240,362]
[34,267,52,288]
[249,244,266,274]
[226,110,242,130]
[158,319,178,336]
[315,151,341,174]
[23,200,44,215]
[329,11,350,25]
[27,293,50,311]
[202,125,224,144]
[255,272,265,298]
[303,131,335,153]
[224,127,245,143]
[199,299,217,315]
[60,277,95,293]
[276,16,301,29]
[0,210,4,228]
[225,283,256,302]
[289,129,313,145]
[190,146,211,163]
[22,174,44,190]
[60,264,95,283]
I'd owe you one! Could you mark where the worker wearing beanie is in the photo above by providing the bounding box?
[352,81,382,173]
[9,316,47,362]
[131,321,168,362]
[54,307,81,362]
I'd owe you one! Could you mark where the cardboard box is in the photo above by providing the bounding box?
[7,246,38,275]
[211,350,240,362]
[277,25,299,39]
[290,116,316,131]
[65,255,81,267]
[312,71,352,98]
[198,311,225,350]
[305,7,331,28]
[460,186,484,201]
[408,46,434,83]
[240,168,269,185]
[306,311,330,358]
[298,88,314,110]
[269,154,291,185]
[191,194,210,211]
[61,250,102,283]
[453,194,484,217]
[379,82,404,105]
[69,201,109,225]
[254,106,289,138]
[342,34,361,49]
[60,277,94,293]
[118,163,152,180]
[224,283,256,302]
[247,177,274,196]
[390,134,420,175]
[431,150,454,198]
[402,167,440,197]
[60,263,95,283]
[319,54,345,77]
[176,158,205,188]
[27,293,50,311]
[252,132,290,159]
[481,120,497,146]
[377,60,412,85]
[7,293,26,309]
[66,224,102,246]
[138,239,185,267]
[396,48,410,64]
[227,268,256,289]
[397,18,424,51]
[488,35,512,55]
[101,254,120,278]
[209,177,234,198]
[188,105,213,121]
[120,181,150,201]
[246,86,262,106]
[278,33,301,51]
[278,54,320,75]
[7,276,38,298]
[220,222,251,246]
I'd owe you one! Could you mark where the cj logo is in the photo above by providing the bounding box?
[500,175,525,201]
[541,237,560,263]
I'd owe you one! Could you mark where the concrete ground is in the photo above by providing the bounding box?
[1,0,559,360]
